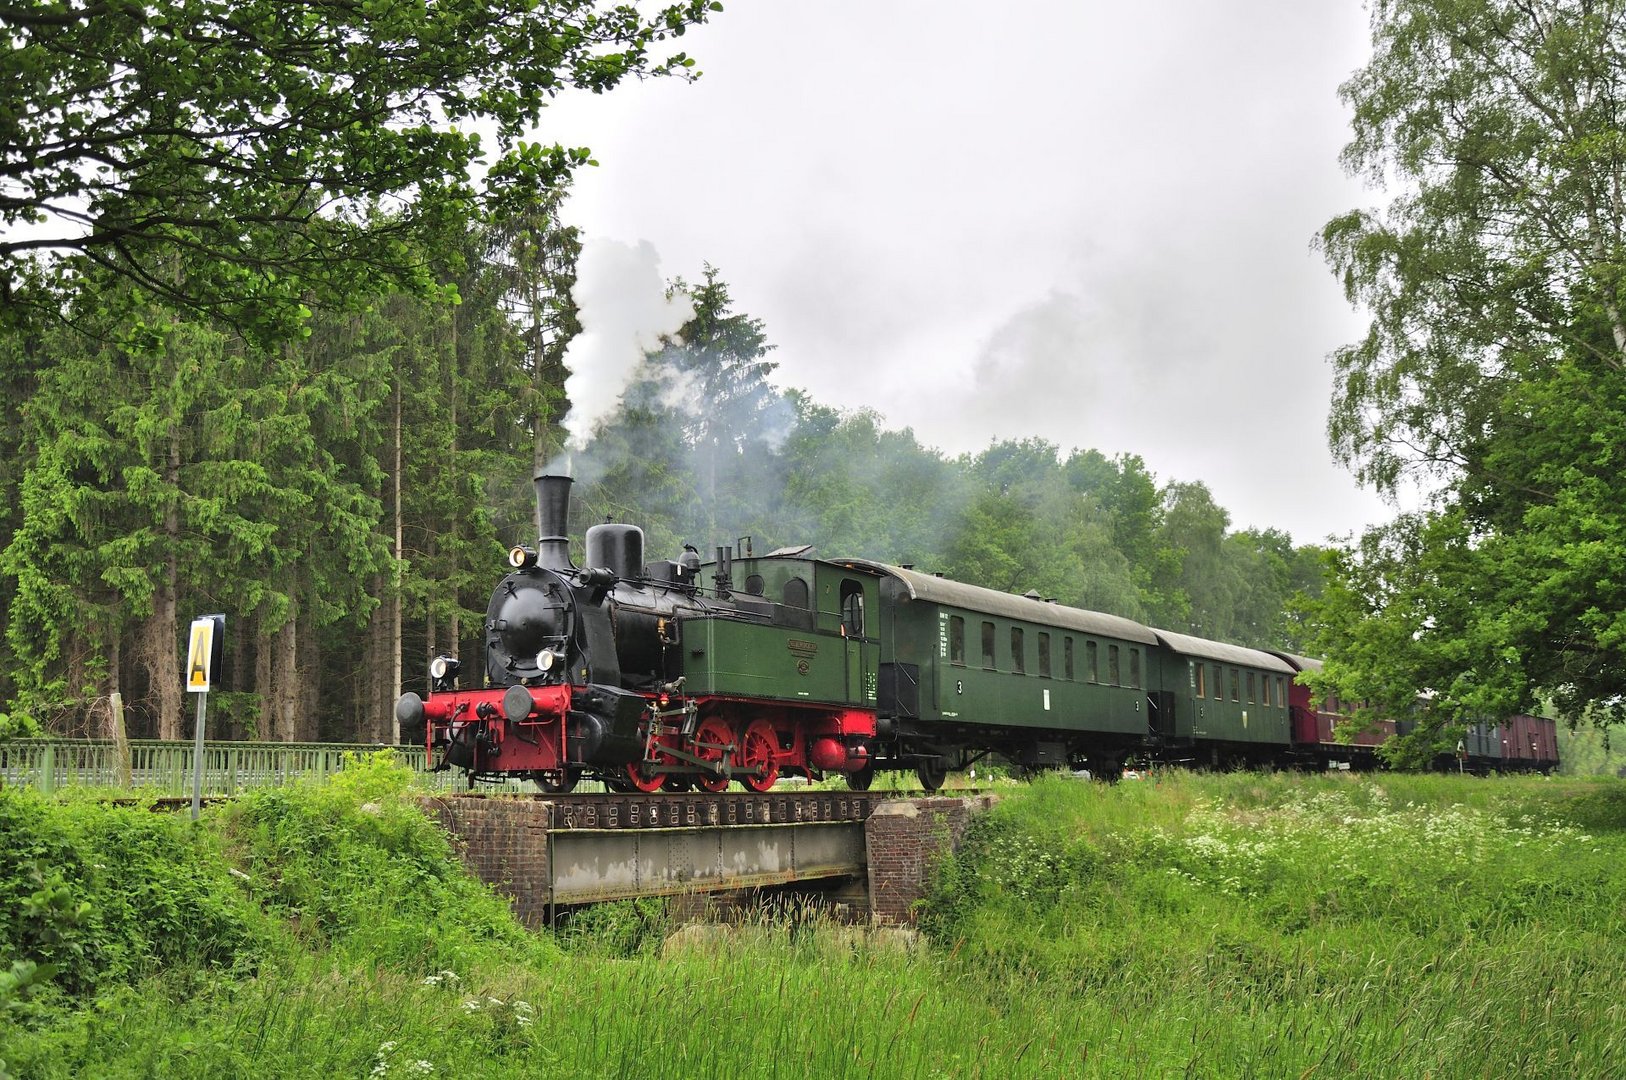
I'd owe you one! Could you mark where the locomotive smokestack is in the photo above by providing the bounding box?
[534,473,574,570]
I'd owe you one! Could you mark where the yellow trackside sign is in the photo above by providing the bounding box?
[186,614,225,693]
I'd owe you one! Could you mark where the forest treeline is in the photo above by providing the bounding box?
[0,237,1328,743]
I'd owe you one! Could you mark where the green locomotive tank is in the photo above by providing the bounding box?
[679,553,879,710]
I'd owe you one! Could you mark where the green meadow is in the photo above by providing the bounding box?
[3,759,1623,1078]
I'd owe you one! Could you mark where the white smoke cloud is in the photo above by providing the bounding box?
[562,238,695,448]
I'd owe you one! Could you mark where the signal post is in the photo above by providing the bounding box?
[185,615,225,820]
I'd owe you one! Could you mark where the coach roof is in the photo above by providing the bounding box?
[1153,628,1296,673]
[834,559,1161,645]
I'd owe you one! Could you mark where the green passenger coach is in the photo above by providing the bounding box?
[835,560,1162,784]
[1149,629,1294,761]
[680,552,1317,787]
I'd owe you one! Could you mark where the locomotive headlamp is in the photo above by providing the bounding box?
[509,545,538,569]
[428,655,460,691]
[536,647,563,673]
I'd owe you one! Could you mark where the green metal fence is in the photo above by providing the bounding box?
[0,738,489,796]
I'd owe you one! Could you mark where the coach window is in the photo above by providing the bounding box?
[1129,648,1141,689]
[1275,676,1286,707]
[1087,641,1099,684]
[949,616,966,666]
[840,580,865,637]
[784,577,809,609]
[1011,627,1026,674]
[1108,644,1121,686]
[1038,633,1052,677]
[981,621,996,670]
[1212,663,1222,700]
[1064,637,1075,680]
[1246,672,1256,703]
[1195,662,1206,698]
[1230,668,1240,702]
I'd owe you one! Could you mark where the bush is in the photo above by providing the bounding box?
[556,898,671,957]
[220,752,557,972]
[0,788,267,1000]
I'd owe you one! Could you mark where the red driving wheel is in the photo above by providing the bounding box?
[693,715,733,793]
[737,720,780,793]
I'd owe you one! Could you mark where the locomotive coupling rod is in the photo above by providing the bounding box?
[643,743,731,775]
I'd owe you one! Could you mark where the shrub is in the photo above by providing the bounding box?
[0,788,267,1000]
[221,752,557,972]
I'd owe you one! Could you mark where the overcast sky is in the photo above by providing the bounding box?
[538,0,1397,545]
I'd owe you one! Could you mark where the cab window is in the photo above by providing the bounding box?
[784,577,809,608]
[839,580,864,637]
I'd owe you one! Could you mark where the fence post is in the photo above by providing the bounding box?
[40,742,56,796]
[111,693,132,789]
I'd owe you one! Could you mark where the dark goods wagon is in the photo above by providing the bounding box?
[1498,714,1559,774]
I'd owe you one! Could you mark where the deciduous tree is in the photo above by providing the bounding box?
[2,0,716,343]
[1310,0,1626,745]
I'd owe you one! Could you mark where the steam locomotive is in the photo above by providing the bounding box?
[395,473,1559,791]
[394,474,877,793]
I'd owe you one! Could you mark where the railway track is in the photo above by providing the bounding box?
[427,787,989,830]
[85,788,989,825]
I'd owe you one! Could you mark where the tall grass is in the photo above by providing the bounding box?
[4,766,1624,1079]
[921,770,1626,1076]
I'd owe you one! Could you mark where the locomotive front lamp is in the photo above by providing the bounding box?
[508,545,538,569]
[428,655,460,692]
[536,647,562,673]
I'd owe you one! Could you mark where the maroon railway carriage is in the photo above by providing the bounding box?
[1270,652,1396,769]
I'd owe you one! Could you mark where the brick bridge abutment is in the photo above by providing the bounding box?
[419,793,994,927]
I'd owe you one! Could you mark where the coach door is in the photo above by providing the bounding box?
[1149,690,1176,739]
[839,578,872,705]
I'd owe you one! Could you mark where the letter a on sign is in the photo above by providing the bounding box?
[186,615,224,693]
